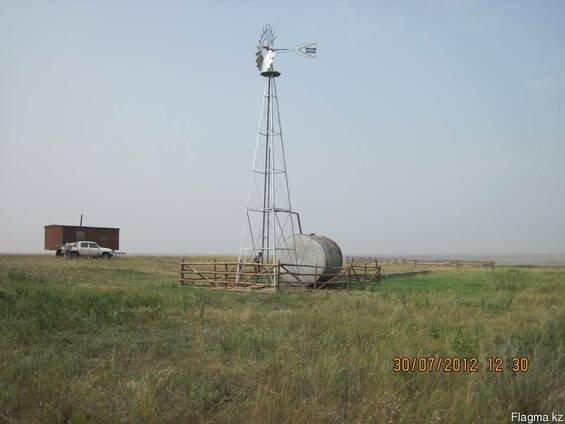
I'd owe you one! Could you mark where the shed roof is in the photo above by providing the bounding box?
[45,224,120,231]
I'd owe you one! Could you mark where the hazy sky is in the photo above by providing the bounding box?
[1,0,564,255]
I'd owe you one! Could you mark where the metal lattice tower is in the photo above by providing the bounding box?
[237,25,316,283]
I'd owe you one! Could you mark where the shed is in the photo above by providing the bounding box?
[45,225,120,251]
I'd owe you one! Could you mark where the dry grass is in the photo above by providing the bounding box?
[0,255,563,423]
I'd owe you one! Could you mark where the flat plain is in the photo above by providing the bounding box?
[0,255,563,423]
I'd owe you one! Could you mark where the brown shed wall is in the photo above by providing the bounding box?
[44,226,64,250]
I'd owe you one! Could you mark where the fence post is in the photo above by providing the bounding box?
[314,264,318,290]
[363,262,367,282]
[275,261,280,291]
[213,258,217,283]
[347,264,351,290]
[224,263,228,283]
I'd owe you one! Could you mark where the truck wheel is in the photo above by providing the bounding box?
[56,249,62,256]
[70,251,79,259]
[102,252,111,259]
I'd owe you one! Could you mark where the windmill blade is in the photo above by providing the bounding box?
[255,49,264,71]
[294,42,317,59]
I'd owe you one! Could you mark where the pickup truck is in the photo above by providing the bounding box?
[66,241,115,259]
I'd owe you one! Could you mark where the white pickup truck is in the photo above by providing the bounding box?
[65,241,115,259]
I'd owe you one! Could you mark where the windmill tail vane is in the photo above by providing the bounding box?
[295,43,317,58]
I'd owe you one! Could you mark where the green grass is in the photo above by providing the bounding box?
[0,255,563,423]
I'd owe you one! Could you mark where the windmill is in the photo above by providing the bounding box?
[237,25,317,284]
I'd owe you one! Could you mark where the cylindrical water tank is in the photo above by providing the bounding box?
[277,234,343,284]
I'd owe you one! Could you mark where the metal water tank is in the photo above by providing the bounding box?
[277,234,343,284]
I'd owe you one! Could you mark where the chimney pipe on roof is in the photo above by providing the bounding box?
[80,214,83,227]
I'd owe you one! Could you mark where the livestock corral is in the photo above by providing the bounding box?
[179,256,495,291]
[0,254,563,423]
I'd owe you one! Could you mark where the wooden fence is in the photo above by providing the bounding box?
[347,256,495,269]
[180,259,382,291]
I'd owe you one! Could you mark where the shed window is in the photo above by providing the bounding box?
[76,231,85,241]
[100,233,108,242]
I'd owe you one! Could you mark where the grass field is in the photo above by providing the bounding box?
[0,255,563,423]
